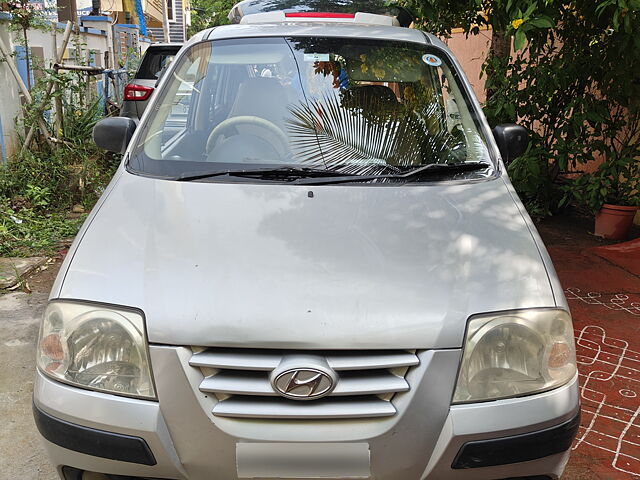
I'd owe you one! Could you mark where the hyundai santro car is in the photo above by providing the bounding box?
[33,2,580,479]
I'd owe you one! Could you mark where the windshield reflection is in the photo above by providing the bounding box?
[130,37,492,181]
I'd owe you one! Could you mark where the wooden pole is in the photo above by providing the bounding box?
[0,35,54,148]
[23,21,73,150]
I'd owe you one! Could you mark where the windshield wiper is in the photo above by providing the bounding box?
[175,166,360,182]
[291,162,491,185]
[175,162,490,183]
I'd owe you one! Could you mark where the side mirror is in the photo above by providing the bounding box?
[93,117,137,154]
[492,124,529,166]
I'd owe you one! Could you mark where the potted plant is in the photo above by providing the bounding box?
[567,152,639,240]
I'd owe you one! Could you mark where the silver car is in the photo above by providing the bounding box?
[120,43,182,120]
[34,3,580,479]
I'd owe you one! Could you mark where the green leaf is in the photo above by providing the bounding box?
[596,0,617,16]
[523,3,538,18]
[529,17,554,28]
[514,29,527,50]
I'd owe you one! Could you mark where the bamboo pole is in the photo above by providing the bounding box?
[0,35,54,148]
[54,63,103,73]
[85,50,91,103]
[53,63,64,137]
[49,30,61,141]
[23,21,73,150]
[56,22,74,70]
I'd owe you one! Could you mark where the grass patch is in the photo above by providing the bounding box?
[0,143,118,257]
[0,201,87,257]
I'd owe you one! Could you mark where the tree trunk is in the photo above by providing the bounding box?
[485,28,511,101]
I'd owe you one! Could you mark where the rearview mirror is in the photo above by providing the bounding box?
[492,124,529,166]
[93,117,137,154]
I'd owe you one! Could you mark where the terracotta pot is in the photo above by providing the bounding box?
[594,204,638,240]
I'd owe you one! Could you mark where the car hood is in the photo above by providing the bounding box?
[58,172,555,349]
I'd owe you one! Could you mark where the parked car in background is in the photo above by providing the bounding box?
[34,1,580,479]
[121,43,182,119]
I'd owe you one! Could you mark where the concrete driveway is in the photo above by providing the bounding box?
[0,266,59,480]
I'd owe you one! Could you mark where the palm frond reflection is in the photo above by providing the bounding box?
[287,90,467,175]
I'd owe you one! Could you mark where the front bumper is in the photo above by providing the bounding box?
[33,345,580,480]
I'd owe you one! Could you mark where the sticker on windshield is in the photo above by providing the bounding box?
[422,54,442,67]
[304,53,330,62]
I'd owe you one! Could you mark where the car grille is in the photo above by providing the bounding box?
[189,348,419,419]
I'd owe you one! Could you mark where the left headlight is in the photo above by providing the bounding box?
[37,301,156,400]
[452,308,577,404]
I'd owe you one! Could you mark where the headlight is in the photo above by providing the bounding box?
[37,301,156,400]
[453,309,576,404]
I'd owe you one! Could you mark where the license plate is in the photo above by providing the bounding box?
[236,442,371,479]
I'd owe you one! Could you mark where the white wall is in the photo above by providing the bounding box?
[0,17,112,161]
[0,20,23,161]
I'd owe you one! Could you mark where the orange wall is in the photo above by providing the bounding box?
[441,29,492,103]
[443,30,608,175]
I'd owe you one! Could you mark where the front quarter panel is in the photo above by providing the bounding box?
[49,166,125,300]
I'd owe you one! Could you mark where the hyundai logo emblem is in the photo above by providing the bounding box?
[272,368,336,400]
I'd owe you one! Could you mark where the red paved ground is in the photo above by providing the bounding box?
[547,238,640,479]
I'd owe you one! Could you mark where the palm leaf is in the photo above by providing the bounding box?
[286,90,451,174]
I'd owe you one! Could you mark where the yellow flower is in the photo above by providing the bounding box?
[511,18,524,29]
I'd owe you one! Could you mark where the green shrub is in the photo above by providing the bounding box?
[0,28,123,258]
[0,146,117,212]
[0,146,117,256]
[0,124,118,257]
[406,0,640,218]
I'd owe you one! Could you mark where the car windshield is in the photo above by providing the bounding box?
[129,37,494,181]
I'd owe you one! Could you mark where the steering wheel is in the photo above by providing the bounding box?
[205,116,290,155]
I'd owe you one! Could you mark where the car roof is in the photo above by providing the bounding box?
[203,22,435,45]
[147,43,183,49]
[228,0,414,26]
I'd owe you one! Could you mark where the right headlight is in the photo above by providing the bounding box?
[452,308,576,404]
[37,300,156,400]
